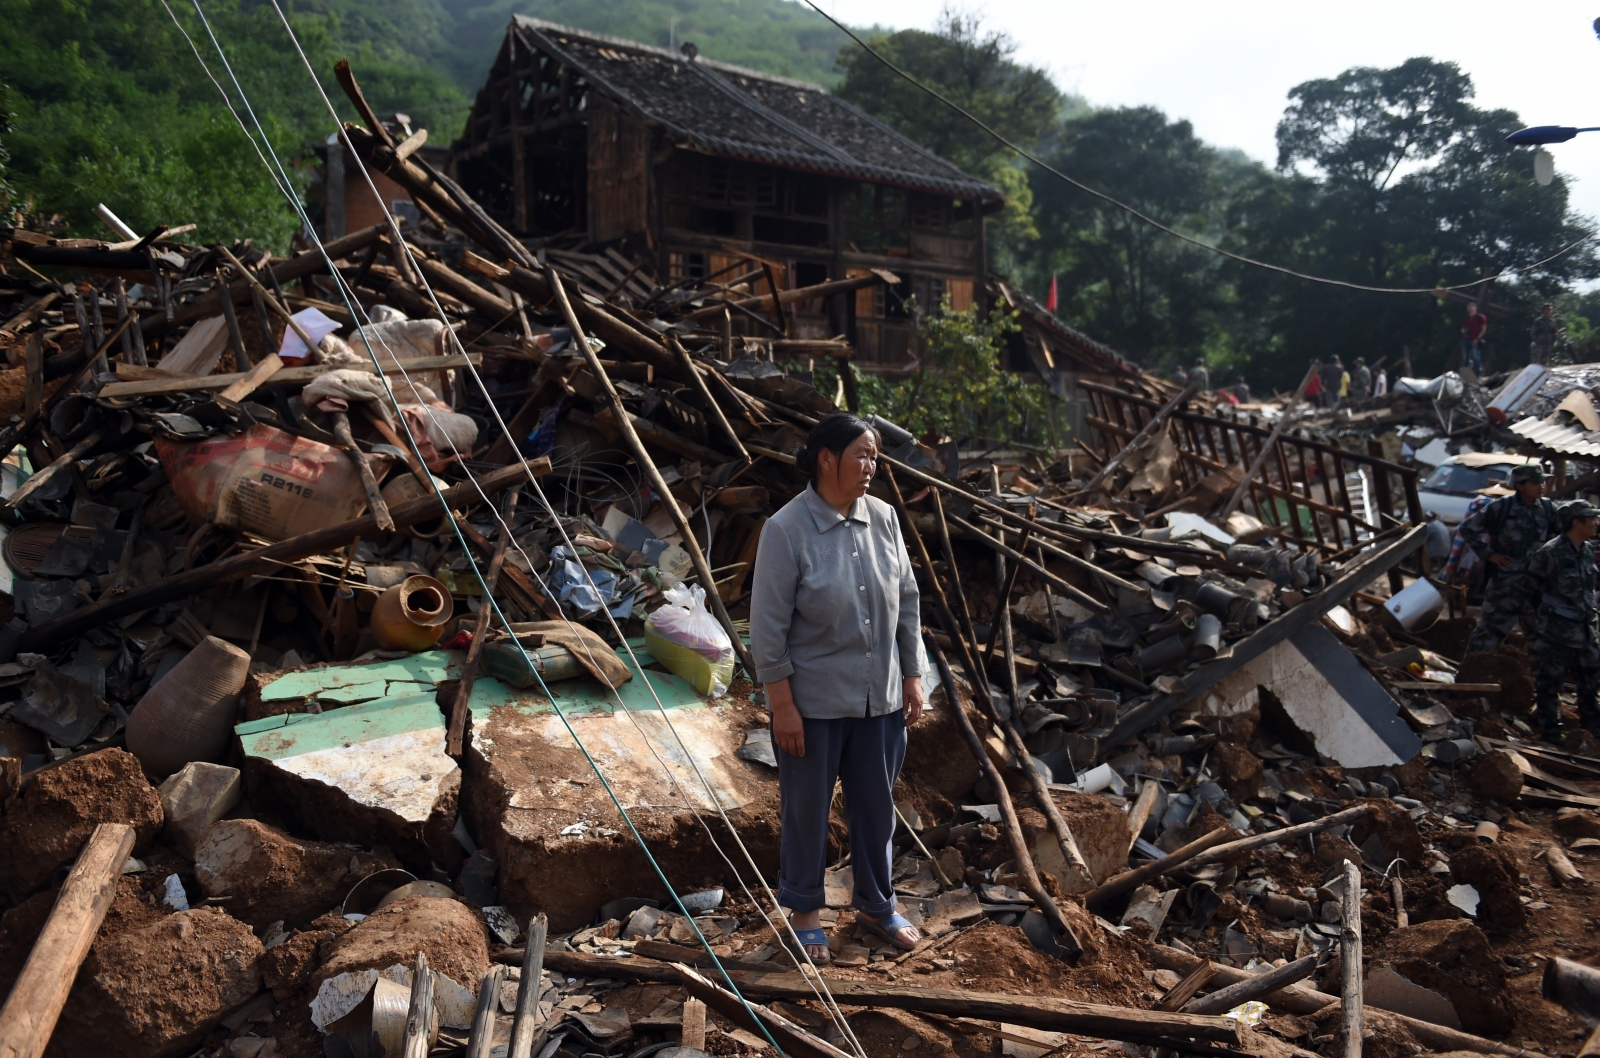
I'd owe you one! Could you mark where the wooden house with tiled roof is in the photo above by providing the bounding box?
[446,17,1005,367]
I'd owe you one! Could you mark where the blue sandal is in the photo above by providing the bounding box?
[856,913,919,951]
[787,926,832,964]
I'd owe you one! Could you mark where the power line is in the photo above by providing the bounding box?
[801,0,1596,296]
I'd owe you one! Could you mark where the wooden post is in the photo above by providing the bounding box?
[401,952,437,1058]
[1154,961,1215,1012]
[464,964,507,1058]
[0,823,136,1058]
[923,633,1083,961]
[1390,871,1407,929]
[216,269,252,370]
[1365,438,1404,595]
[542,263,756,677]
[1126,780,1160,854]
[330,412,394,532]
[1084,827,1234,913]
[669,334,749,462]
[450,488,520,756]
[508,913,549,1058]
[1340,858,1363,1058]
[680,997,707,1050]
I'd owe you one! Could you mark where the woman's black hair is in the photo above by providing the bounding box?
[795,412,878,485]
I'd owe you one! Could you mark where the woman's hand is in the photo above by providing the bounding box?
[903,676,924,725]
[767,678,805,757]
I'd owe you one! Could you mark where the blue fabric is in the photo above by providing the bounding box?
[776,709,906,917]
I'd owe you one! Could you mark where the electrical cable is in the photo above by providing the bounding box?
[169,7,802,1054]
[236,16,876,1048]
[798,0,1597,296]
[173,5,872,1051]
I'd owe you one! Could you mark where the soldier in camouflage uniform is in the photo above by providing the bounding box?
[1524,501,1600,742]
[1462,464,1557,654]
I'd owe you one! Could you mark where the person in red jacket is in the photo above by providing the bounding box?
[1462,302,1488,375]
[1304,359,1323,404]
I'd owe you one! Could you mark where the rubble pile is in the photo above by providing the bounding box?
[4,66,1600,1058]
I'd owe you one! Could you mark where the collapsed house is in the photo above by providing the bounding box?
[1,38,1600,1058]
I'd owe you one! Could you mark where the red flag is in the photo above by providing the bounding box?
[1046,274,1058,313]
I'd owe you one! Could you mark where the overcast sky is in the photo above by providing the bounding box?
[825,0,1600,231]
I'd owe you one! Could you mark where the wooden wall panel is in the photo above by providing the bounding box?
[587,99,651,242]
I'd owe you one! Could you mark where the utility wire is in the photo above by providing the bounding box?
[171,6,795,1053]
[800,0,1597,296]
[173,5,869,1051]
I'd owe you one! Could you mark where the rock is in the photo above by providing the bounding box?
[1373,919,1511,1036]
[261,915,353,1002]
[1211,742,1264,801]
[1554,808,1600,840]
[236,687,462,872]
[314,895,489,994]
[0,747,164,901]
[1024,793,1131,894]
[158,761,241,858]
[464,690,780,931]
[48,907,263,1058]
[1468,752,1524,804]
[1348,799,1425,869]
[193,818,400,928]
[1448,844,1526,932]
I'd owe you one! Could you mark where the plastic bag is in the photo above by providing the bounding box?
[644,583,734,697]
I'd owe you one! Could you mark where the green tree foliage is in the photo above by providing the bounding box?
[1222,58,1597,389]
[857,300,1048,445]
[833,10,1063,175]
[0,0,466,248]
[1019,107,1237,373]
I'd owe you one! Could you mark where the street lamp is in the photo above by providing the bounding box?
[1505,125,1600,145]
[1504,126,1600,185]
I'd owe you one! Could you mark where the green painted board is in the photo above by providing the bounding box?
[315,681,387,705]
[259,652,458,702]
[236,691,444,759]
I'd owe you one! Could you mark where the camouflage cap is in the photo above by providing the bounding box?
[1510,464,1546,484]
[1560,500,1600,526]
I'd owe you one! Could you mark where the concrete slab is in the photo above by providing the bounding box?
[463,683,780,932]
[237,691,460,869]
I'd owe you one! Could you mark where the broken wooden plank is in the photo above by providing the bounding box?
[1183,953,1322,1016]
[97,353,479,398]
[507,913,548,1058]
[512,949,1241,1045]
[1085,827,1234,913]
[0,823,136,1058]
[1186,804,1371,870]
[677,964,849,1058]
[217,352,283,403]
[1340,858,1363,1058]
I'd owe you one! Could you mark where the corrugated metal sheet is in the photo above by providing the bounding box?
[1508,415,1600,456]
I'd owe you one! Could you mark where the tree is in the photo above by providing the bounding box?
[1018,107,1239,373]
[1224,58,1599,389]
[833,9,1063,174]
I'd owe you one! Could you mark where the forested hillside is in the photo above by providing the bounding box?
[2,0,1596,389]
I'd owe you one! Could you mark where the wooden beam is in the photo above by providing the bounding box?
[97,353,480,399]
[0,823,136,1058]
[1072,384,1197,499]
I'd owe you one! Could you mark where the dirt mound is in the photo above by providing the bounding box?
[313,894,489,993]
[1447,843,1526,932]
[1469,751,1524,804]
[0,747,164,900]
[1211,741,1264,801]
[49,907,263,1058]
[0,874,163,995]
[193,818,400,928]
[1374,918,1511,1036]
[1349,799,1425,868]
[1554,808,1600,840]
[1457,650,1535,715]
[1422,617,1475,661]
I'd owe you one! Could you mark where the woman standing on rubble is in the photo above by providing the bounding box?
[750,412,927,963]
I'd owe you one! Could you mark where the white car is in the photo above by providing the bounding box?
[1417,453,1543,524]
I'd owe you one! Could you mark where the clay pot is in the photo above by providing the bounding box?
[370,575,453,650]
[126,635,251,777]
